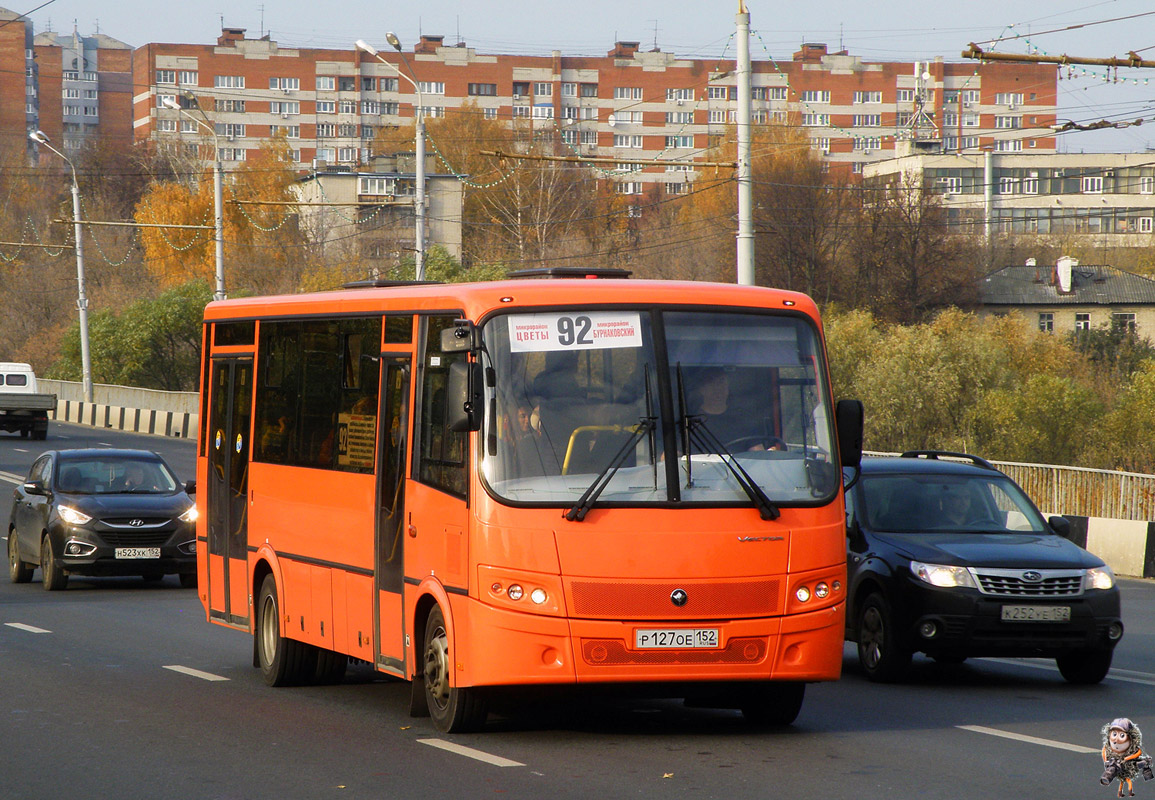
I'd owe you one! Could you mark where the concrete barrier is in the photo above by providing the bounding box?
[50,397,198,439]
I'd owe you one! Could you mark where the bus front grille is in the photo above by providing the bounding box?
[581,637,768,666]
[569,578,781,619]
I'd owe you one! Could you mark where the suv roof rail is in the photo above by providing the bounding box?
[507,267,631,280]
[899,450,996,471]
[341,279,442,289]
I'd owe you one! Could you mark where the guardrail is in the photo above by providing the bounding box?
[40,379,198,439]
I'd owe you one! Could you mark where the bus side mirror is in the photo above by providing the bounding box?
[836,399,864,468]
[446,360,483,433]
[440,320,478,353]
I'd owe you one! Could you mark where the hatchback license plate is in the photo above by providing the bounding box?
[1001,605,1070,622]
[635,628,719,649]
[115,547,160,560]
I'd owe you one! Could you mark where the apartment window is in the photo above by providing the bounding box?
[580,83,598,98]
[180,119,197,134]
[1038,313,1054,333]
[560,129,577,144]
[337,147,358,162]
[512,81,529,98]
[362,100,381,115]
[999,177,1018,194]
[360,125,376,139]
[616,182,643,195]
[418,81,444,95]
[752,87,768,101]
[1112,313,1137,333]
[215,123,246,138]
[896,112,913,127]
[483,107,498,120]
[215,75,245,89]
[179,70,198,86]
[561,82,577,97]
[156,69,175,85]
[215,99,246,113]
[1075,313,1091,331]
[358,77,376,92]
[800,90,830,104]
[317,122,336,137]
[338,77,357,92]
[338,124,359,137]
[270,101,300,116]
[665,182,687,195]
[157,119,177,132]
[768,87,788,100]
[380,78,398,93]
[1140,217,1154,234]
[269,77,300,91]
[995,92,1024,106]
[512,105,530,118]
[613,134,643,148]
[156,94,176,108]
[940,176,963,194]
[532,105,554,119]
[468,82,496,96]
[219,148,247,161]
[994,139,1023,152]
[270,125,300,139]
[1141,176,1155,195]
[665,164,692,173]
[615,86,643,100]
[420,106,445,118]
[667,88,693,102]
[360,176,397,195]
[316,76,335,91]
[852,114,881,127]
[1023,174,1039,194]
[1082,176,1104,194]
[853,137,881,151]
[963,114,980,127]
[665,135,692,148]
[813,137,831,154]
[316,100,335,114]
[853,91,883,104]
[802,113,830,127]
[995,115,1022,129]
[338,100,358,114]
[708,109,728,124]
[666,111,693,124]
[896,89,914,102]
[708,86,729,100]
[580,106,598,120]
[65,88,80,99]
[316,147,335,161]
[534,82,552,96]
[610,111,642,124]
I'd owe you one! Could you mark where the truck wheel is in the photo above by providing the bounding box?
[423,605,487,733]
[32,426,47,441]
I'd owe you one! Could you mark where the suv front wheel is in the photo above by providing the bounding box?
[1056,649,1113,684]
[857,592,911,682]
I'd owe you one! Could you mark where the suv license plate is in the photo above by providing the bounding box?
[1001,605,1070,622]
[635,628,719,649]
[115,547,161,560]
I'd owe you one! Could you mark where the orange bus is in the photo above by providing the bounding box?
[195,271,863,732]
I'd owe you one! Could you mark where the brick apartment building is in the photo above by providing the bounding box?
[129,29,1059,195]
[0,8,35,153]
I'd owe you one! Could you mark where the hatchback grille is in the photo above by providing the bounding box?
[973,568,1085,597]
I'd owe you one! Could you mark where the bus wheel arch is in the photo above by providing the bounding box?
[411,596,487,733]
[255,572,313,686]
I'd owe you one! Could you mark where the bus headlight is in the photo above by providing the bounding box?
[478,565,563,616]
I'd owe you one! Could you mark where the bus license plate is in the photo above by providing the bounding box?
[635,628,719,649]
[115,547,161,560]
[1001,605,1070,622]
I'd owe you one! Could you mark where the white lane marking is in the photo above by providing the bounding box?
[418,739,525,768]
[0,469,26,485]
[958,725,1099,754]
[163,665,229,682]
[982,657,1155,687]
[6,622,51,634]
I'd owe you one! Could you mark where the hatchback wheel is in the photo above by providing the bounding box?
[857,592,910,682]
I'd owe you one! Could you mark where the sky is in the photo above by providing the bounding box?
[27,0,1155,152]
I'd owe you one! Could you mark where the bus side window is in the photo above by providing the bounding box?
[416,316,467,497]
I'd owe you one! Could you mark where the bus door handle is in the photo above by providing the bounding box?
[408,514,417,538]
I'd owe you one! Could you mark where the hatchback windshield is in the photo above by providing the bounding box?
[859,472,1048,533]
[56,458,179,495]
[479,308,837,507]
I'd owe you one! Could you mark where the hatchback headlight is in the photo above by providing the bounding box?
[57,505,92,526]
[1085,566,1115,591]
[911,561,977,589]
[179,504,199,523]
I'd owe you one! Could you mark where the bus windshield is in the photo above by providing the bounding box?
[480,308,836,507]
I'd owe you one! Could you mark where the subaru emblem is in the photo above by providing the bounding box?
[1021,571,1043,582]
[670,589,688,607]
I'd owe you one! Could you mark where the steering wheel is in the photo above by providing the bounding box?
[723,435,788,453]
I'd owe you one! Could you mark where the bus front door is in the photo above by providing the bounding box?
[375,357,410,675]
[207,358,253,627]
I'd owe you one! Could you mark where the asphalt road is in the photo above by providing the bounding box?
[1,423,1153,799]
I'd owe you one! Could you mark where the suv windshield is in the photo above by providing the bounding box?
[859,472,1049,533]
[479,308,836,508]
[56,458,179,495]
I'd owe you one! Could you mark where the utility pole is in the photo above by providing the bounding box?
[735,1,755,285]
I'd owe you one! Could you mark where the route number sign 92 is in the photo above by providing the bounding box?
[507,311,644,353]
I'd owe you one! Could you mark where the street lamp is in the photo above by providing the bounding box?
[161,94,226,301]
[356,36,427,280]
[29,130,93,403]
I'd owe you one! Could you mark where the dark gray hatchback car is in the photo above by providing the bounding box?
[845,451,1123,684]
[8,448,197,590]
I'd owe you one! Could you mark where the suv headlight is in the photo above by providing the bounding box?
[57,505,92,526]
[179,503,199,523]
[1085,566,1115,591]
[911,561,977,589]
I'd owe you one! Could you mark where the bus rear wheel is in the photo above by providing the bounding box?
[423,605,487,733]
[257,574,312,686]
[740,681,805,726]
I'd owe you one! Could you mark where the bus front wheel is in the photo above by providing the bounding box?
[257,574,313,686]
[423,605,487,733]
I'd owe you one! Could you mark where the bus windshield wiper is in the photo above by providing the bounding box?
[565,417,655,522]
[684,415,780,521]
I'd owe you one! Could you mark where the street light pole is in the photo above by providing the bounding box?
[356,36,426,280]
[29,130,93,403]
[162,95,226,300]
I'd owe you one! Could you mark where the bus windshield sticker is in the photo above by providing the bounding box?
[507,312,643,353]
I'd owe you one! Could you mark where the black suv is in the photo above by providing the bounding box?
[845,451,1123,684]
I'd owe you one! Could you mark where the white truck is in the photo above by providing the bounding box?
[0,362,54,440]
